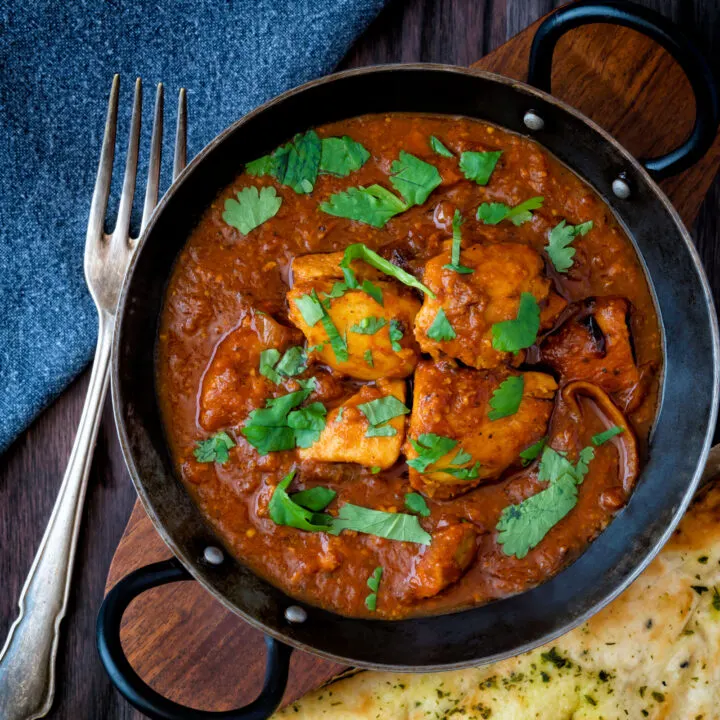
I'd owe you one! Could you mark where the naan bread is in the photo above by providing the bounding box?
[275,471,720,719]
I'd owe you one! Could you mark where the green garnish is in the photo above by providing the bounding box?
[358,395,410,427]
[321,282,349,300]
[592,426,624,446]
[426,308,456,341]
[441,462,481,480]
[268,470,334,532]
[259,346,307,383]
[294,290,325,326]
[329,504,431,544]
[350,317,387,335]
[193,431,235,464]
[320,185,407,228]
[365,425,397,438]
[259,348,282,383]
[319,136,370,177]
[408,434,478,479]
[287,402,327,448]
[404,492,431,517]
[477,196,544,226]
[443,209,473,274]
[389,151,442,206]
[365,566,383,611]
[307,342,327,354]
[319,313,349,362]
[389,320,403,351]
[491,292,540,353]
[339,243,435,298]
[429,136,454,157]
[488,375,524,420]
[459,150,502,186]
[370,465,381,474]
[364,349,374,367]
[290,486,337,512]
[519,437,547,466]
[336,407,344,422]
[497,445,595,558]
[362,279,384,305]
[545,220,593,273]
[222,186,282,235]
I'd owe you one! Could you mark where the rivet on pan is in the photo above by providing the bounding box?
[285,605,308,624]
[203,546,225,565]
[523,110,545,131]
[612,173,631,199]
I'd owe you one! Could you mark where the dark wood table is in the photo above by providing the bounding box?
[1,1,718,717]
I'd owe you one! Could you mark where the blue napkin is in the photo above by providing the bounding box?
[0,0,385,453]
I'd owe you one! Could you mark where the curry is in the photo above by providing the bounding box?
[156,113,661,619]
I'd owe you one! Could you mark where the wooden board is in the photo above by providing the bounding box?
[105,13,720,715]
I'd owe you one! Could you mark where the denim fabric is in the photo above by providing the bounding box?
[0,0,385,453]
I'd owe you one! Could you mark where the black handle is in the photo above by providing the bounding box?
[527,0,719,179]
[97,558,293,720]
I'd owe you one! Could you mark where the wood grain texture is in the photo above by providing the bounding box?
[0,1,718,718]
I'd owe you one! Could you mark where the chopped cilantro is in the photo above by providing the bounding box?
[541,647,570,669]
[364,349,374,367]
[287,402,327,448]
[350,317,387,334]
[193,431,235,464]
[459,150,502,185]
[545,220,593,272]
[222,186,282,235]
[260,346,307,383]
[441,462,481,480]
[477,196,544,226]
[319,313,349,362]
[358,395,410,427]
[488,375,524,420]
[407,433,457,472]
[268,470,334,532]
[443,209,473,274]
[290,485,336,512]
[365,566,383,611]
[321,282,349,300]
[370,465,381,474]
[404,492,431,517]
[426,308,456,341]
[429,136,454,157]
[329,504,431,544]
[320,185,407,228]
[389,319,404,351]
[365,425,397,438]
[389,151,442,206]
[362,279,384,305]
[519,437,547,466]
[592,425,624,446]
[491,292,540,353]
[259,348,282,383]
[319,136,370,177]
[294,290,325,326]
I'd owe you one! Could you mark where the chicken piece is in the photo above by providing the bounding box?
[409,524,478,599]
[287,252,421,381]
[199,310,303,431]
[405,360,557,499]
[540,297,650,412]
[414,242,560,369]
[298,379,407,469]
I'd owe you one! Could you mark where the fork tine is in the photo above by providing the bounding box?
[173,88,187,180]
[86,75,119,244]
[140,83,163,233]
[113,77,142,242]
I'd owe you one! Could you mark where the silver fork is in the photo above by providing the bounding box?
[0,76,187,720]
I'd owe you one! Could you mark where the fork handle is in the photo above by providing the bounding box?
[0,311,114,720]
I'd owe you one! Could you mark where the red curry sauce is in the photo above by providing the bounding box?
[156,114,661,619]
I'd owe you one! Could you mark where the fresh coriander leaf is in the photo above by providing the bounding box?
[488,375,524,420]
[319,136,370,177]
[491,292,540,353]
[290,486,336,512]
[194,431,236,464]
[389,320,403,351]
[426,307,456,341]
[268,470,334,532]
[591,425,624,446]
[443,209,473,274]
[294,290,325,326]
[259,348,282,384]
[575,446,595,477]
[452,448,473,465]
[320,313,349,362]
[307,342,327,354]
[365,566,383,611]
[287,402,327,448]
[263,130,322,194]
[459,150,502,186]
[241,425,296,454]
[361,279,384,305]
[222,186,282,235]
[275,346,307,377]
[365,425,397,438]
[329,504,431,544]
[350,317,387,335]
[340,243,435,297]
[477,196,544,226]
[497,474,578,558]
[370,465,381,473]
[429,136,454,158]
[545,220,593,273]
[441,461,481,480]
[336,407,344,422]
[389,151,442,206]
[358,395,410,427]
[320,185,407,228]
[364,349,374,368]
[538,445,593,486]
[520,437,547,466]
[407,434,458,473]
[321,281,349,300]
[404,492,431,517]
[296,377,318,393]
[365,594,378,612]
[245,154,275,177]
